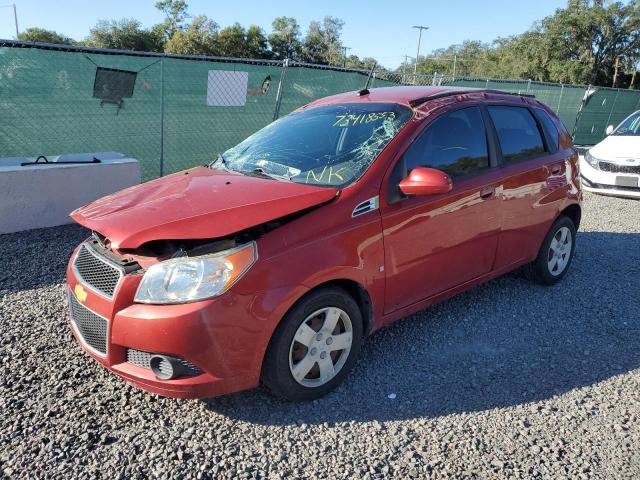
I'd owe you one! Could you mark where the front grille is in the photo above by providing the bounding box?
[68,290,108,355]
[598,161,640,174]
[73,243,123,298]
[126,349,203,377]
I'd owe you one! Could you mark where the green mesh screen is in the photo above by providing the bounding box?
[161,57,282,175]
[574,88,640,145]
[1,44,640,181]
[0,47,163,179]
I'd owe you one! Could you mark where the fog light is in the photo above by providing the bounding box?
[150,355,179,380]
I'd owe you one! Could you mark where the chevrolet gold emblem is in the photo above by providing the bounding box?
[74,284,88,303]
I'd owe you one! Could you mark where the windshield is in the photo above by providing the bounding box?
[218,103,413,187]
[612,111,640,136]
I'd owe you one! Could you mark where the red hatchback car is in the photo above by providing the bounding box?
[66,86,581,401]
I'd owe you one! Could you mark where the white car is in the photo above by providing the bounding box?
[580,110,640,198]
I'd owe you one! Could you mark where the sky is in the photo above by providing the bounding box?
[0,0,568,69]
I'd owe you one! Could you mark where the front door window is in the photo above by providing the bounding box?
[403,106,490,177]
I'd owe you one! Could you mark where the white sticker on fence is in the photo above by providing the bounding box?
[207,70,248,106]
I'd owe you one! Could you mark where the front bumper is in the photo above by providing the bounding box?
[579,156,640,199]
[65,244,301,399]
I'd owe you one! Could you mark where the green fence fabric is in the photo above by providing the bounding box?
[1,46,163,179]
[162,57,283,175]
[574,88,640,145]
[1,42,639,181]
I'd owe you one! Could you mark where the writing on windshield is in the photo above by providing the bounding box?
[219,103,414,187]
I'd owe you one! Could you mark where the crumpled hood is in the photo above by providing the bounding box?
[71,167,338,249]
[590,135,640,163]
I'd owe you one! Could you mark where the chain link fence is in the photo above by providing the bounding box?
[2,41,640,180]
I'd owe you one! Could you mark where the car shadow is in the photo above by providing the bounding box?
[0,224,89,294]
[203,230,640,424]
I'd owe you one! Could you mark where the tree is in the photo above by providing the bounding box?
[301,21,326,63]
[536,0,640,85]
[406,0,640,88]
[301,16,345,65]
[154,0,189,41]
[86,19,163,51]
[217,23,246,58]
[268,17,301,60]
[17,28,75,45]
[344,55,377,69]
[245,25,270,59]
[164,15,218,55]
[321,16,345,66]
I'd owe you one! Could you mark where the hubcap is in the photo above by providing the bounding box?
[289,307,353,387]
[547,226,572,276]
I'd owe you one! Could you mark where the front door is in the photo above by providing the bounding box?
[381,105,503,314]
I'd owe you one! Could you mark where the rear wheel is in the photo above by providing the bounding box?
[261,287,363,401]
[529,215,576,285]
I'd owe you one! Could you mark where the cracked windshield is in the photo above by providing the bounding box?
[216,103,414,187]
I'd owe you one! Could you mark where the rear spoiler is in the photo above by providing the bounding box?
[409,89,535,108]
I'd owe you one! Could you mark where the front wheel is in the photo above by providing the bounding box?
[530,215,577,285]
[261,287,363,401]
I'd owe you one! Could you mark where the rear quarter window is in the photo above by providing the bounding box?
[488,106,545,162]
[533,107,560,151]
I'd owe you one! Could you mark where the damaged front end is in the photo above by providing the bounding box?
[70,166,338,250]
[67,165,339,311]
[80,197,334,307]
[116,205,329,304]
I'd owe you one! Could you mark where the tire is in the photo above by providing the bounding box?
[529,215,577,285]
[261,287,363,401]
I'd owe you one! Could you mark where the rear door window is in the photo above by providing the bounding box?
[403,106,489,177]
[488,106,545,162]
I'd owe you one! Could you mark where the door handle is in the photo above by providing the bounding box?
[549,164,563,175]
[480,186,495,199]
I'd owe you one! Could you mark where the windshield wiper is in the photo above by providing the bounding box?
[210,153,240,174]
[209,153,227,169]
[241,167,293,182]
[211,156,292,181]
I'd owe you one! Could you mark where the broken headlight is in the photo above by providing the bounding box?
[134,242,257,304]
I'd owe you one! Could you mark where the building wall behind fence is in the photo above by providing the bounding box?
[1,42,640,181]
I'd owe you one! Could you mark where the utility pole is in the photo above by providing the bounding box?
[402,54,411,83]
[12,2,16,38]
[0,3,18,38]
[412,25,429,75]
[452,54,457,80]
[341,46,351,68]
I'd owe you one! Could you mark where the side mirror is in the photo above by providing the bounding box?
[605,125,614,135]
[398,167,453,196]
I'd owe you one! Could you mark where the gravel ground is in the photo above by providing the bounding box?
[1,191,639,479]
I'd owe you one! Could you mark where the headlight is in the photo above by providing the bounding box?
[584,150,600,168]
[134,242,257,304]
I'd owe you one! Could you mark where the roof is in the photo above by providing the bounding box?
[306,86,532,109]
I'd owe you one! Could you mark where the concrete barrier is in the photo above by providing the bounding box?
[0,152,140,234]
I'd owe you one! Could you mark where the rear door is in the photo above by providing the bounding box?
[380,104,503,314]
[485,104,569,270]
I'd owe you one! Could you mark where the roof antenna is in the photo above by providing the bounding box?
[358,62,377,96]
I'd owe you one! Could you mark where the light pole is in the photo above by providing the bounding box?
[0,3,18,38]
[412,25,429,75]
